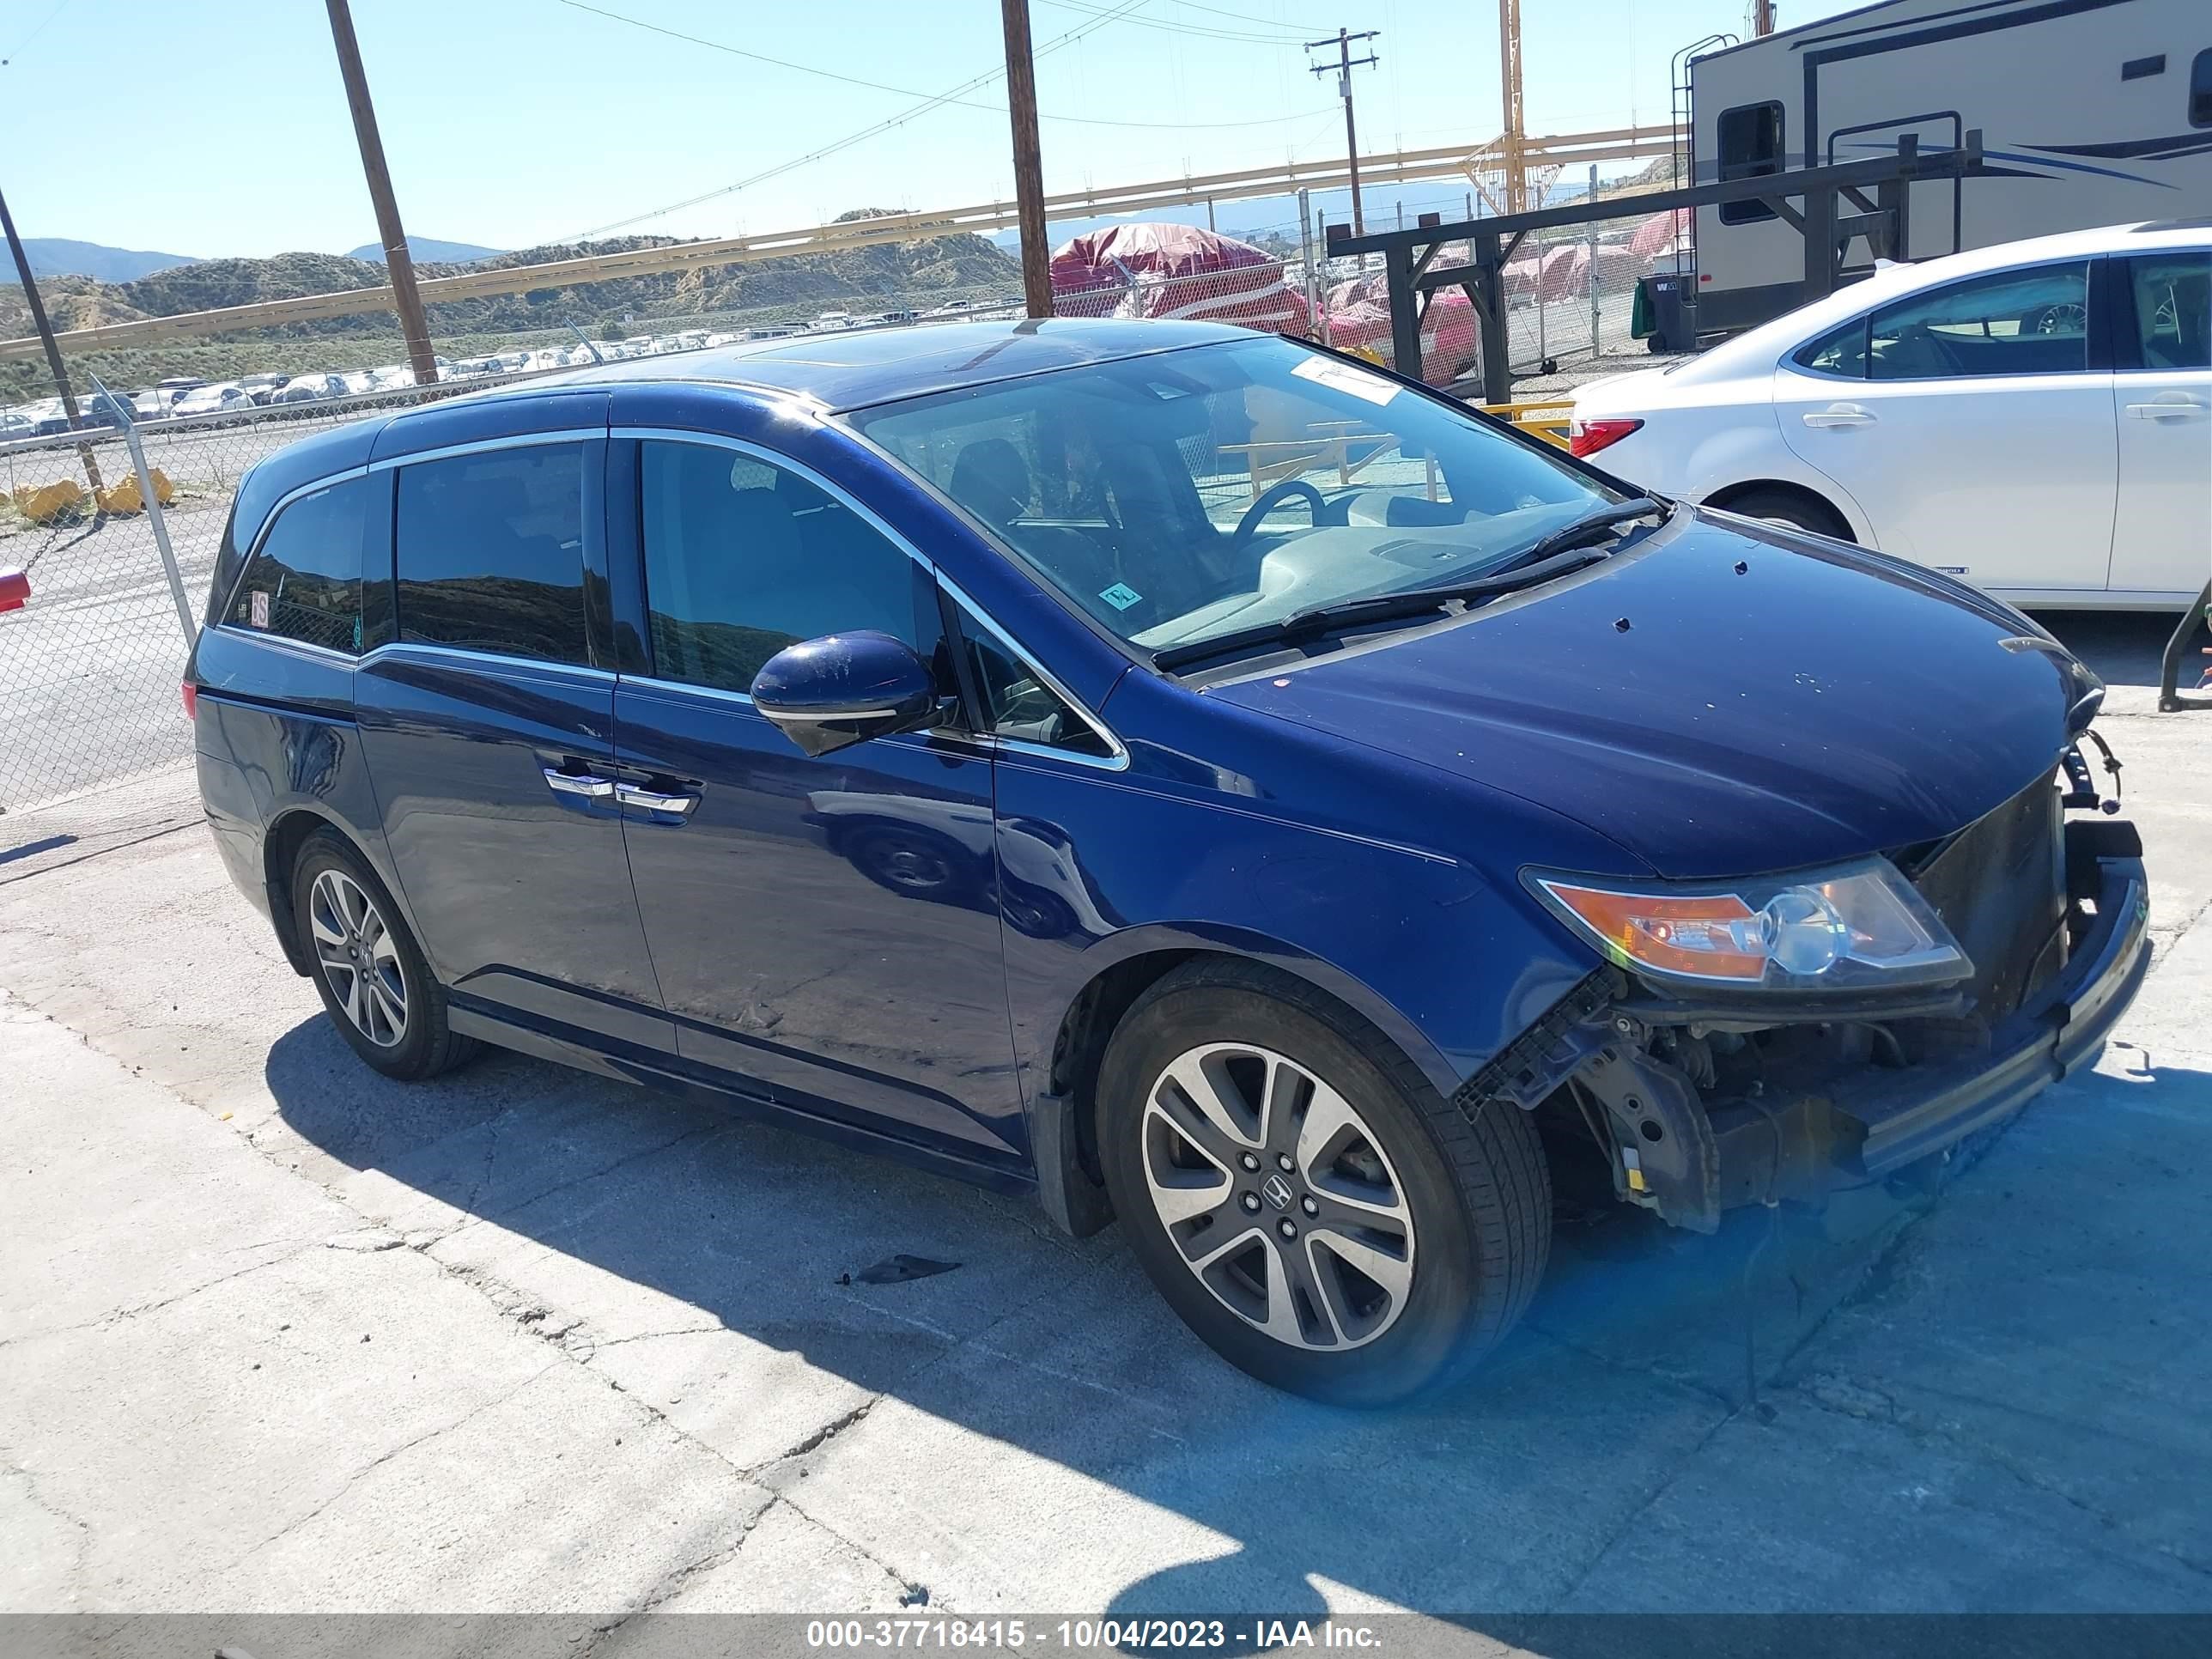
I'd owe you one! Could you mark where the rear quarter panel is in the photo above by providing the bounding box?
[191,627,400,945]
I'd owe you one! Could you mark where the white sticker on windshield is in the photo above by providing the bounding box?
[249,590,269,629]
[1291,355,1401,406]
[1099,582,1144,611]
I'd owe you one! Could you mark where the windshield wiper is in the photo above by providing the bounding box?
[1152,544,1616,673]
[1500,495,1669,572]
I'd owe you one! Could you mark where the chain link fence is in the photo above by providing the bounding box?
[0,379,477,813]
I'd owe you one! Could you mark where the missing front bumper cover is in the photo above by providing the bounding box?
[1486,824,2150,1231]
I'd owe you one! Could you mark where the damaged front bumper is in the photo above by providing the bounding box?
[1481,812,2150,1231]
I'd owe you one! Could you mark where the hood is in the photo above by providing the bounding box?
[1212,511,2087,880]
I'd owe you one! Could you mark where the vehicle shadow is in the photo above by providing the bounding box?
[261,1002,2212,1616]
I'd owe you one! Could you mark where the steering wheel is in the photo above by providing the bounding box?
[1229,477,1327,552]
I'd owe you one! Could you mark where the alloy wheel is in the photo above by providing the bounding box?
[307,868,408,1048]
[1141,1041,1416,1351]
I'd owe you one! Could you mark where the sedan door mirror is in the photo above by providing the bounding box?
[750,631,941,757]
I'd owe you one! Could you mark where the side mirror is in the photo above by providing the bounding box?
[750,631,939,758]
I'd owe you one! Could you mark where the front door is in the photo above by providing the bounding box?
[2110,249,2212,601]
[1776,257,2118,597]
[608,434,1024,1162]
[354,434,674,1054]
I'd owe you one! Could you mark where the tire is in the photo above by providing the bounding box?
[1721,487,1854,543]
[290,828,477,1082]
[1097,959,1551,1405]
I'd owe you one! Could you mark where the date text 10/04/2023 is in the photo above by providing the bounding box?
[804,1620,1388,1650]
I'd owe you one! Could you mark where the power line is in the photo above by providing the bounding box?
[1032,0,1305,44]
[561,0,1328,240]
[556,1,1318,130]
[0,0,75,64]
[1164,0,1334,31]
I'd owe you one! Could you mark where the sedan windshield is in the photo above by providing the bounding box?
[850,335,1620,655]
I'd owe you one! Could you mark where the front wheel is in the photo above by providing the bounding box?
[1097,960,1551,1405]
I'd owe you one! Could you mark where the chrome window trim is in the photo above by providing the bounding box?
[368,428,607,474]
[357,639,617,684]
[618,671,991,759]
[939,574,1130,772]
[205,623,357,669]
[615,426,938,576]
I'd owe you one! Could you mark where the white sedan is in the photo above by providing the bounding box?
[1570,222,2211,611]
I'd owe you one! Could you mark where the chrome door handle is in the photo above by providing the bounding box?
[614,783,697,817]
[2125,398,2207,420]
[1802,404,1875,428]
[543,767,615,799]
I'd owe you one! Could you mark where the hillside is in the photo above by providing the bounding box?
[0,220,1020,401]
[20,237,199,283]
[346,236,505,264]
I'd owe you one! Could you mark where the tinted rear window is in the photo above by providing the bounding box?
[223,475,368,654]
[394,444,589,665]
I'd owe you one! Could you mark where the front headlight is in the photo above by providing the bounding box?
[1528,857,1972,993]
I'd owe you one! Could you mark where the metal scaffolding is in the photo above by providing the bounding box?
[1326,131,1991,404]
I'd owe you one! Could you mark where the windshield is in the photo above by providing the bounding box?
[851,335,1619,655]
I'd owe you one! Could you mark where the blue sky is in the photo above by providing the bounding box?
[1,0,1865,259]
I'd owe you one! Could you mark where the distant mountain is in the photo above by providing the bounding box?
[18,238,199,283]
[346,236,504,265]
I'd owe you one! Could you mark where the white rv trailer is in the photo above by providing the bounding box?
[1686,0,2212,335]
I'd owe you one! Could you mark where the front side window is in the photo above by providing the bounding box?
[2129,253,2212,369]
[639,441,933,694]
[854,337,1610,659]
[1717,101,1784,225]
[2191,47,2212,127]
[226,475,368,654]
[958,607,1110,759]
[395,444,589,665]
[1868,262,2090,380]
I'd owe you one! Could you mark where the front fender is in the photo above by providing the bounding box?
[993,758,1604,1111]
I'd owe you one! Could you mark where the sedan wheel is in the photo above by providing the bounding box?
[307,868,408,1048]
[1142,1042,1415,1351]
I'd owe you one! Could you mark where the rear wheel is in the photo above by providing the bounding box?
[291,830,476,1081]
[1720,486,1854,542]
[1097,960,1550,1405]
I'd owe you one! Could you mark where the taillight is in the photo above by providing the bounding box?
[181,681,198,720]
[1570,417,1644,459]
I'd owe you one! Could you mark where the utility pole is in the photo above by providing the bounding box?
[1498,0,1527,215]
[0,179,101,491]
[1306,28,1379,236]
[1000,0,1054,319]
[325,0,438,385]
[1753,0,1778,34]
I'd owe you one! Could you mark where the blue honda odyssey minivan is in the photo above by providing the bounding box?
[188,320,2148,1402]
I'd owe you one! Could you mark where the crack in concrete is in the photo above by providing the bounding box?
[427,1120,732,1251]
[0,1455,94,1606]
[224,1359,562,1571]
[1516,1324,1739,1413]
[1778,1370,2212,1583]
[0,1241,319,1352]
